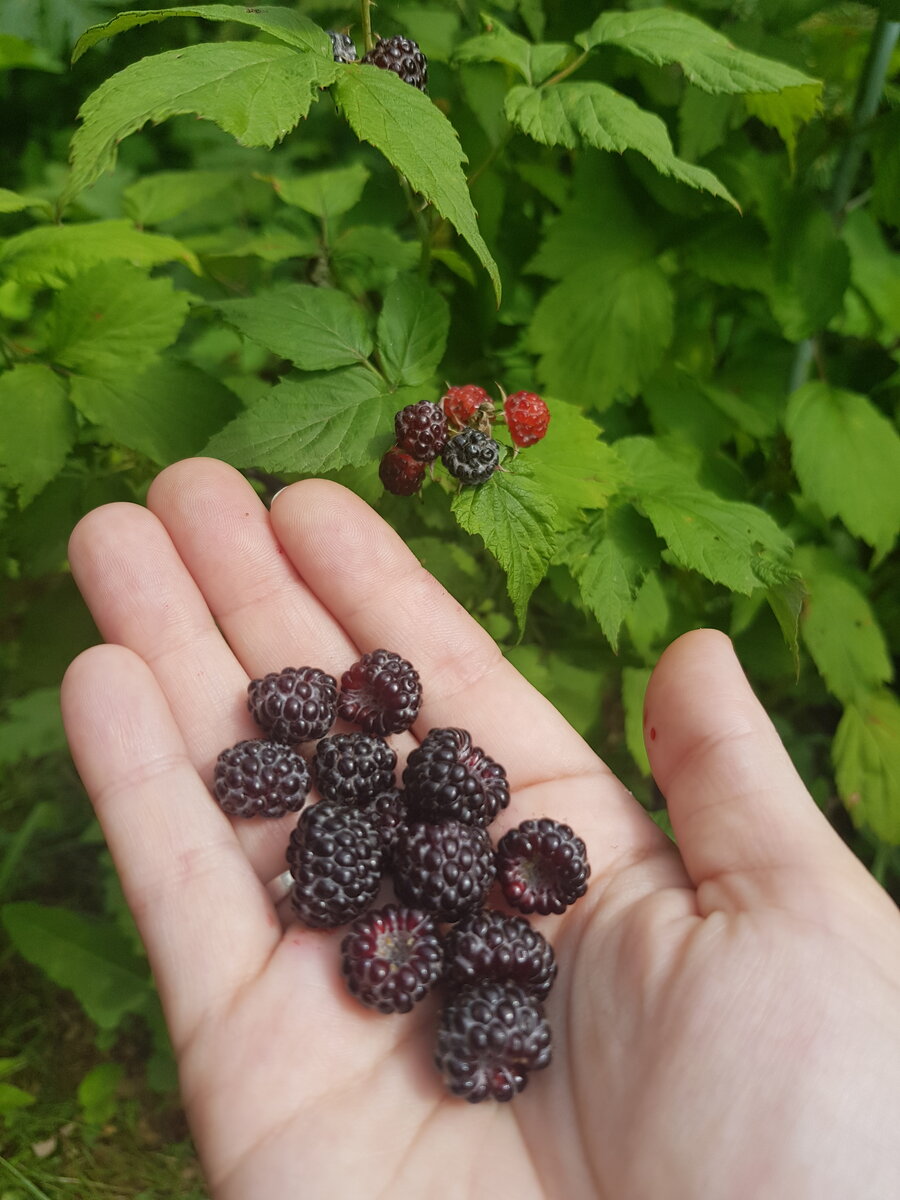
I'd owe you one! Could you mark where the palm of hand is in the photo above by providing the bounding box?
[62,460,900,1200]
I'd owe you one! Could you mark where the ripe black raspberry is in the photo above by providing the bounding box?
[362,35,428,92]
[287,801,383,928]
[366,787,406,867]
[379,448,425,496]
[248,666,338,743]
[392,820,494,922]
[403,727,509,828]
[394,400,448,462]
[436,981,552,1103]
[495,818,590,916]
[443,909,557,1001]
[441,428,500,486]
[338,649,422,736]
[213,739,311,819]
[328,30,357,63]
[312,733,397,806]
[340,905,444,1013]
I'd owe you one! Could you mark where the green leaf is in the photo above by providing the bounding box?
[269,162,371,219]
[841,208,900,339]
[0,365,75,506]
[376,276,449,386]
[506,83,738,206]
[0,1082,36,1113]
[796,547,892,705]
[768,200,850,340]
[44,263,189,376]
[0,187,54,216]
[332,66,501,302]
[626,570,670,660]
[622,666,653,777]
[187,227,318,263]
[0,32,62,73]
[64,42,336,205]
[212,284,373,371]
[72,5,331,61]
[122,168,241,226]
[767,572,806,677]
[203,367,396,474]
[577,8,822,96]
[505,644,604,738]
[743,84,821,171]
[452,466,560,632]
[0,220,199,288]
[834,690,900,845]
[69,360,240,465]
[523,399,625,523]
[529,260,674,409]
[78,1063,124,1127]
[0,688,67,766]
[619,437,794,595]
[1,902,150,1029]
[785,382,900,560]
[454,17,571,85]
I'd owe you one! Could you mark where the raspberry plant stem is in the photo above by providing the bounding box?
[359,0,374,55]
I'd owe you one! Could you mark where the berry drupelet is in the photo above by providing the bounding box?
[328,30,358,63]
[213,739,311,819]
[248,666,338,743]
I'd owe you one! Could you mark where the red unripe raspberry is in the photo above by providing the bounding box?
[504,391,550,448]
[379,448,425,496]
[441,384,492,430]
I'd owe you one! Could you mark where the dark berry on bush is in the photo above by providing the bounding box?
[313,733,396,806]
[504,391,550,448]
[379,448,425,496]
[495,818,590,916]
[394,400,448,462]
[441,428,500,486]
[340,905,444,1013]
[362,35,427,91]
[441,384,492,430]
[403,727,509,828]
[435,981,552,1103]
[392,820,494,923]
[367,788,406,867]
[338,649,422,736]
[287,802,383,928]
[213,739,311,819]
[443,909,557,1001]
[248,667,338,744]
[328,30,358,63]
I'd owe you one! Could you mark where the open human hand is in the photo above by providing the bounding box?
[61,458,900,1200]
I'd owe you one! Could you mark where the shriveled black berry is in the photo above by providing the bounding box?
[312,733,396,806]
[366,787,406,867]
[362,34,428,92]
[338,649,422,736]
[403,727,509,828]
[495,818,590,916]
[213,739,311,819]
[444,909,557,1001]
[436,981,552,1103]
[328,30,358,63]
[248,666,338,743]
[441,428,500,486]
[341,905,444,1013]
[287,801,383,929]
[394,400,448,463]
[392,820,494,923]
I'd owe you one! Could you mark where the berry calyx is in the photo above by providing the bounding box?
[287,801,383,929]
[403,727,510,828]
[504,391,550,449]
[213,739,311,819]
[394,400,448,462]
[328,30,358,63]
[495,818,590,915]
[338,649,422,736]
[341,905,444,1014]
[441,428,501,486]
[443,909,557,1001]
[379,448,425,496]
[248,666,338,744]
[441,384,492,430]
[362,35,428,92]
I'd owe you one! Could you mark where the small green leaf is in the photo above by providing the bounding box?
[523,399,625,523]
[213,284,373,371]
[122,168,241,226]
[187,228,318,263]
[0,365,75,506]
[376,276,449,386]
[622,666,653,777]
[454,18,570,85]
[269,162,371,219]
[743,84,821,171]
[842,209,900,339]
[786,382,900,560]
[0,688,66,766]
[834,690,900,845]
[0,187,54,216]
[625,571,670,661]
[768,200,850,340]
[0,1082,36,1113]
[78,1063,124,1127]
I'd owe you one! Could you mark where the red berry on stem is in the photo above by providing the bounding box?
[504,391,550,448]
[441,384,492,430]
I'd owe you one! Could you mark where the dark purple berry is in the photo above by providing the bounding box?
[287,801,383,928]
[379,448,425,496]
[394,400,448,462]
[392,820,494,923]
[367,787,406,867]
[403,727,509,828]
[441,428,500,485]
[328,30,358,63]
[435,981,552,1103]
[312,733,396,806]
[495,818,590,916]
[213,739,311,819]
[362,35,428,92]
[340,905,444,1013]
[338,649,422,736]
[443,909,557,1001]
[248,666,338,744]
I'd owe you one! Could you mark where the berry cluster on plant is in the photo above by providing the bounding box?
[328,30,427,92]
[211,653,589,1103]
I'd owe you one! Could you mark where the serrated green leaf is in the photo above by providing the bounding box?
[0,365,75,506]
[45,263,189,376]
[677,87,736,162]
[767,572,806,677]
[123,168,241,226]
[203,366,395,474]
[622,666,653,776]
[522,398,625,523]
[187,228,318,262]
[331,226,420,293]
[0,220,199,288]
[72,5,330,62]
[0,687,67,766]
[1,902,150,1029]
[0,187,54,216]
[454,17,570,84]
[834,690,900,845]
[376,276,449,386]
[333,66,500,302]
[506,83,737,205]
[577,8,821,97]
[269,162,371,219]
[452,466,559,632]
[785,382,900,560]
[744,84,821,171]
[212,284,372,371]
[64,43,336,206]
[619,437,794,595]
[626,571,670,661]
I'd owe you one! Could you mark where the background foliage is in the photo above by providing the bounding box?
[1,0,898,1193]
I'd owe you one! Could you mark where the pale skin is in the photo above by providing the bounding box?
[61,458,900,1200]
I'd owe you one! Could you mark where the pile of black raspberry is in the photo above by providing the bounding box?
[210,648,590,1104]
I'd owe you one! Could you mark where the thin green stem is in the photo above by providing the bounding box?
[543,50,590,90]
[360,0,375,55]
